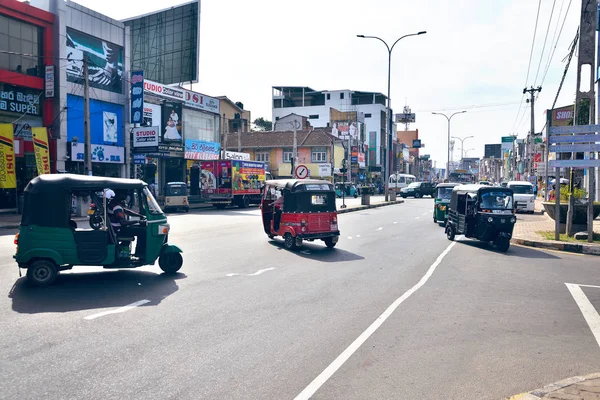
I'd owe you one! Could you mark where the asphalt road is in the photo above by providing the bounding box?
[1,198,599,399]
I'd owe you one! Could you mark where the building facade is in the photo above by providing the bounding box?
[217,96,250,135]
[0,0,54,211]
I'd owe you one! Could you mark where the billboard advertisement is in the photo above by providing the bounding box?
[550,104,574,127]
[131,71,144,124]
[331,121,358,139]
[0,124,16,189]
[161,102,183,144]
[66,28,123,93]
[144,80,220,114]
[125,0,200,85]
[184,139,220,160]
[201,160,231,195]
[32,127,50,175]
[143,103,161,129]
[133,126,159,148]
[484,144,502,159]
[232,160,265,194]
[67,95,123,146]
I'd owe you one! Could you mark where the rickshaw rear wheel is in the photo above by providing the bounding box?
[446,225,455,241]
[433,215,437,223]
[495,237,510,252]
[159,252,183,274]
[26,259,58,287]
[324,237,337,248]
[284,233,297,250]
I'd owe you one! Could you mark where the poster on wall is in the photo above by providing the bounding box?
[65,28,123,94]
[232,160,265,194]
[32,127,51,175]
[161,102,183,144]
[66,95,123,146]
[143,103,161,129]
[103,111,118,143]
[0,124,16,189]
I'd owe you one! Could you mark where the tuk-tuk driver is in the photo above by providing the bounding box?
[273,190,283,231]
[109,190,147,258]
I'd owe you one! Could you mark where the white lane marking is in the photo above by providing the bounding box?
[377,227,383,231]
[565,283,600,348]
[226,267,276,277]
[575,284,600,289]
[356,234,361,238]
[422,212,428,216]
[294,242,456,400]
[347,236,353,240]
[393,222,398,224]
[415,217,420,219]
[84,300,150,320]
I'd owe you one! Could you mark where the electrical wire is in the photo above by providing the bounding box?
[539,0,574,86]
[533,0,557,86]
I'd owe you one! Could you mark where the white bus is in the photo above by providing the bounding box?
[388,173,417,192]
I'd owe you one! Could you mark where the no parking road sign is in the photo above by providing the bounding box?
[295,164,309,179]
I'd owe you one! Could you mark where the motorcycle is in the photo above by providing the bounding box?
[88,201,104,230]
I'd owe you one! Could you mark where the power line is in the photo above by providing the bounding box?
[511,0,543,133]
[533,0,557,86]
[416,101,521,113]
[540,0,574,86]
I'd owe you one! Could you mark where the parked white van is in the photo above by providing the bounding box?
[388,174,417,192]
[507,181,535,213]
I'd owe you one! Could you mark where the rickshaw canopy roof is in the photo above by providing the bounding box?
[265,179,334,193]
[436,183,460,189]
[166,182,187,186]
[25,174,146,195]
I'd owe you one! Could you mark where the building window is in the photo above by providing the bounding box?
[309,115,319,119]
[0,15,42,77]
[340,93,345,99]
[365,113,372,118]
[282,148,293,163]
[256,152,269,162]
[311,147,327,163]
[326,93,330,100]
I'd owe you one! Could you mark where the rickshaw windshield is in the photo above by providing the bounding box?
[143,187,164,215]
[436,187,453,200]
[480,191,513,210]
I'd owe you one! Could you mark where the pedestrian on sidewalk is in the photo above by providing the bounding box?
[548,185,556,201]
[533,184,538,198]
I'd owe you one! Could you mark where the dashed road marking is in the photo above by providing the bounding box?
[84,299,151,320]
[377,227,383,231]
[347,236,353,240]
[294,242,456,400]
[393,222,398,224]
[226,268,276,277]
[415,217,420,219]
[356,234,361,238]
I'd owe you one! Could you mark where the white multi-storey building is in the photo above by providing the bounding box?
[272,86,392,167]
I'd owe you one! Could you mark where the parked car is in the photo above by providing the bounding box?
[507,181,535,213]
[400,182,436,198]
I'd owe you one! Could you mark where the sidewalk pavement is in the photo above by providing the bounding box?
[512,198,600,256]
[506,372,600,399]
[0,195,403,229]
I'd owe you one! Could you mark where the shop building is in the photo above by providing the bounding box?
[33,0,131,178]
[0,0,54,211]
[135,79,220,194]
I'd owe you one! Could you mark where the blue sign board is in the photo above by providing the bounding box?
[133,153,147,164]
[131,71,144,124]
[412,139,422,148]
[549,134,599,143]
[548,124,600,134]
[67,94,124,146]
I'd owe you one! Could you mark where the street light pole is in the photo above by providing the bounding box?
[357,31,426,201]
[451,135,474,166]
[432,111,466,179]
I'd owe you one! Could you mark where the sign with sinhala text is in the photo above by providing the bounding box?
[549,124,600,134]
[549,134,599,143]
[550,144,600,153]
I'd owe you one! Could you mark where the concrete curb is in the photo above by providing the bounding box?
[337,199,404,214]
[506,372,600,399]
[513,237,600,256]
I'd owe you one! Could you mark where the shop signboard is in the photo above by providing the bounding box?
[549,104,574,127]
[45,65,55,98]
[71,143,124,164]
[223,151,250,160]
[232,160,265,194]
[65,28,123,93]
[130,71,144,124]
[32,127,50,175]
[143,79,220,114]
[0,124,16,189]
[67,95,123,146]
[133,126,159,148]
[0,85,41,116]
[357,153,366,168]
[184,139,220,160]
[143,103,161,129]
[133,154,147,164]
[161,102,183,144]
[318,164,332,177]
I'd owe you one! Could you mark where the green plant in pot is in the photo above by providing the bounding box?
[543,185,600,224]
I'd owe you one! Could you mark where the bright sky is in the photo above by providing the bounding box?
[71,0,582,167]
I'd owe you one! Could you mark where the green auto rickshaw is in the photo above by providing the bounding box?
[14,174,183,286]
[433,183,459,225]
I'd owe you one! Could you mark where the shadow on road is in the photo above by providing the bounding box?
[8,270,186,314]
[267,240,365,262]
[454,238,561,259]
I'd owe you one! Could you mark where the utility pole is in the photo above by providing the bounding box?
[290,120,299,176]
[523,86,541,180]
[83,54,91,176]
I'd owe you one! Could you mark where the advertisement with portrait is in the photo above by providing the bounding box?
[143,103,162,129]
[67,94,123,146]
[161,102,183,144]
[232,160,265,195]
[200,160,231,195]
[65,28,123,94]
[331,121,359,139]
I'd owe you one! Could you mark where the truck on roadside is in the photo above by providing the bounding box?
[200,160,269,209]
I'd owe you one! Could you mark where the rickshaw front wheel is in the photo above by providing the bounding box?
[26,259,58,287]
[284,233,297,250]
[495,237,510,252]
[159,252,183,274]
[446,225,455,241]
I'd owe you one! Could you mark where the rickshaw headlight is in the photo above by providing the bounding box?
[487,217,493,223]
[158,225,170,235]
[510,217,516,223]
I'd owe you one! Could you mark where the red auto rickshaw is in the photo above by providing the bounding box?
[261,179,340,250]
